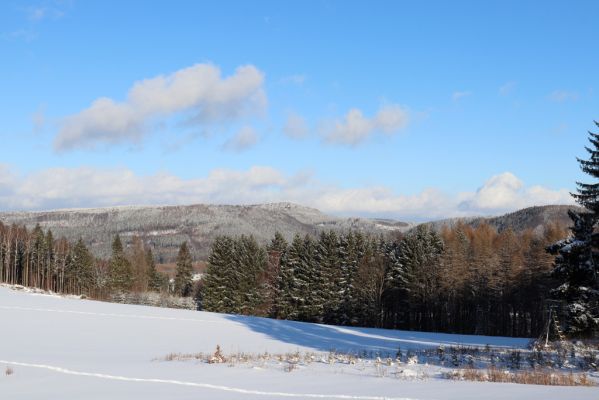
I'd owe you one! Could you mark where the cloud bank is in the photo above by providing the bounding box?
[0,166,573,220]
[54,63,266,151]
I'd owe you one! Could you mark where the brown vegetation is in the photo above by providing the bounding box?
[447,367,595,386]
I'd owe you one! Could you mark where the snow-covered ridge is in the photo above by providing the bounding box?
[0,202,412,262]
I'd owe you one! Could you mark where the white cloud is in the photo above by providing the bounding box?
[222,126,259,152]
[549,90,579,103]
[283,112,308,139]
[0,167,574,220]
[54,63,266,151]
[452,91,471,101]
[322,104,409,146]
[458,172,573,214]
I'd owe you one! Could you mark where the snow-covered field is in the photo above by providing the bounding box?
[0,286,597,399]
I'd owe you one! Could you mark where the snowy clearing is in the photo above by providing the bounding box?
[0,286,597,399]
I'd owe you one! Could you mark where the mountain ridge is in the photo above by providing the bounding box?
[0,203,575,262]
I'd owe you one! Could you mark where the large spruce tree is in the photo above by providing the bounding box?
[547,123,599,337]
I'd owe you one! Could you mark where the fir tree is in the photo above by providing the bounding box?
[174,241,193,297]
[316,231,342,324]
[276,234,304,320]
[385,224,444,330]
[547,210,599,336]
[202,236,235,312]
[265,232,288,317]
[547,123,599,337]
[108,235,133,292]
[235,235,268,315]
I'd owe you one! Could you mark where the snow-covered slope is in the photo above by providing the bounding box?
[0,286,596,399]
[0,203,412,261]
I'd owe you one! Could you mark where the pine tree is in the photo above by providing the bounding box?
[264,232,288,317]
[385,224,444,331]
[316,231,341,324]
[174,241,193,297]
[547,123,599,337]
[547,210,599,336]
[275,234,304,320]
[202,236,235,312]
[572,122,599,213]
[108,235,133,292]
[235,235,268,315]
[337,231,367,325]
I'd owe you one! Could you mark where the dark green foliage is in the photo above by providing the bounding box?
[66,238,94,293]
[108,235,133,292]
[547,210,599,336]
[174,242,193,297]
[547,124,599,337]
[385,225,444,331]
[202,235,235,313]
[201,235,267,314]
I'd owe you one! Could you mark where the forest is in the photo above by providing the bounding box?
[199,223,567,338]
[0,217,567,338]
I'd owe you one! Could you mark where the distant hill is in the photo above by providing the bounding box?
[0,203,576,262]
[428,205,578,235]
[0,203,413,262]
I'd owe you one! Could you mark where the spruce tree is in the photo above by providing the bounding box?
[235,235,268,315]
[66,238,94,294]
[174,241,193,297]
[316,231,342,324]
[547,124,599,336]
[547,211,598,336]
[265,232,288,317]
[385,224,444,330]
[275,234,304,320]
[202,235,235,312]
[108,234,133,292]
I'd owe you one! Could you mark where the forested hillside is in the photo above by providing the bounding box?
[0,203,411,262]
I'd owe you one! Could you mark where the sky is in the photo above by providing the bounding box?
[1,0,598,221]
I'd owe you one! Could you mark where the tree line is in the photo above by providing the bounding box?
[0,222,184,298]
[0,216,572,338]
[199,222,567,338]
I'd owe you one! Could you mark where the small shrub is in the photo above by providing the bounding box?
[208,345,226,364]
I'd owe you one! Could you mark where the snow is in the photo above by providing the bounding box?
[0,286,597,399]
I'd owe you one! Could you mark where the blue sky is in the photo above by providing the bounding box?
[1,0,598,220]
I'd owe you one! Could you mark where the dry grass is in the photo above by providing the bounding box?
[5,366,14,376]
[447,367,596,386]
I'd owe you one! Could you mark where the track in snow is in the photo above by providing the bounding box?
[0,360,419,400]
